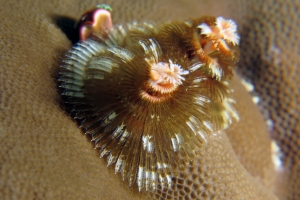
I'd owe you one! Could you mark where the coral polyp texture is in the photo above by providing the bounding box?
[59,15,240,191]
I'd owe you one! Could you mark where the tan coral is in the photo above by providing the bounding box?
[1,0,299,200]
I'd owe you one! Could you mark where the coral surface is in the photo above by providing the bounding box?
[0,0,299,199]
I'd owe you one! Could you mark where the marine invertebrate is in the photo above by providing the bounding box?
[59,14,240,192]
[198,16,240,46]
[77,4,113,41]
[4,1,299,200]
[158,16,239,81]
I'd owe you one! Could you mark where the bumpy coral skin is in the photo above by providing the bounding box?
[4,1,299,200]
[59,16,239,192]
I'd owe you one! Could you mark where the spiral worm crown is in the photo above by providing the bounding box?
[59,16,240,191]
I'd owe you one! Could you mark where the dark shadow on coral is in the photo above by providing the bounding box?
[50,15,81,113]
[237,15,293,166]
[52,15,80,44]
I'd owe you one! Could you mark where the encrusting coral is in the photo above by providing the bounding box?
[59,5,240,192]
[3,0,299,199]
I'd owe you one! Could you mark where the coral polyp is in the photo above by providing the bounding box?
[59,14,240,191]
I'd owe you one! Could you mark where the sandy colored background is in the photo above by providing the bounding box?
[1,0,299,199]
